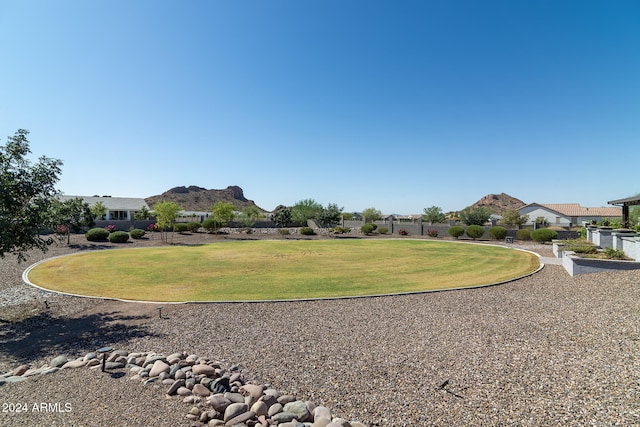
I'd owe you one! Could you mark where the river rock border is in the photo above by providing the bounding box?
[0,350,367,427]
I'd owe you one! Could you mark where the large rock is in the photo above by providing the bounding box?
[207,395,232,413]
[283,400,312,422]
[223,402,248,422]
[149,360,170,377]
[192,364,217,376]
[51,355,68,368]
[192,383,211,397]
[224,410,255,426]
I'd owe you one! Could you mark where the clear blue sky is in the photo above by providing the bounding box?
[1,0,639,214]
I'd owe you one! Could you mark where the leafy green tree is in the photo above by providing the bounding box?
[211,201,236,229]
[271,205,292,228]
[153,201,182,243]
[458,206,492,226]
[291,199,322,226]
[51,197,95,244]
[341,212,354,220]
[422,206,446,225]
[361,207,382,223]
[501,209,528,227]
[236,205,262,228]
[90,201,107,220]
[315,203,343,228]
[0,129,63,261]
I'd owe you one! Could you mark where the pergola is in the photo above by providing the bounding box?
[608,195,640,228]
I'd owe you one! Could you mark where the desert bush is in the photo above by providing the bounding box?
[186,221,201,232]
[448,225,465,239]
[173,223,190,233]
[108,231,129,243]
[202,218,217,233]
[85,228,109,242]
[465,225,485,240]
[516,229,531,240]
[488,226,507,240]
[277,228,290,235]
[378,227,389,234]
[299,227,315,235]
[426,228,439,237]
[361,224,376,234]
[530,228,558,243]
[129,229,146,239]
[603,248,627,259]
[567,244,597,254]
[332,226,351,234]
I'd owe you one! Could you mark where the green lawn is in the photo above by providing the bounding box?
[27,239,540,302]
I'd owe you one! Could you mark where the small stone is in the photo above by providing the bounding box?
[223,402,248,422]
[149,360,170,377]
[277,395,297,405]
[193,383,211,397]
[240,383,263,399]
[284,400,312,422]
[250,401,268,417]
[104,361,125,370]
[224,392,244,403]
[62,359,86,369]
[330,419,352,427]
[83,352,97,361]
[86,359,100,367]
[207,395,232,413]
[192,364,217,376]
[177,386,193,396]
[268,403,283,416]
[51,355,68,368]
[167,379,185,395]
[210,377,231,394]
[314,406,332,421]
[271,412,298,423]
[224,410,255,426]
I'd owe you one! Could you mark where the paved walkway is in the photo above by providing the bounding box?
[540,256,562,265]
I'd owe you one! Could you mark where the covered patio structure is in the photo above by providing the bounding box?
[608,195,640,228]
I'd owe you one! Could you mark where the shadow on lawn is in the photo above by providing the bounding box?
[0,310,161,366]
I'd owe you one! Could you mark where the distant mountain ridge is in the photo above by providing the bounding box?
[469,193,526,215]
[145,185,265,212]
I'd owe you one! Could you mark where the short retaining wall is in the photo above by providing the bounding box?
[561,251,640,276]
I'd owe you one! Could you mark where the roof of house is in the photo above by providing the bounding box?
[522,203,622,217]
[59,195,149,211]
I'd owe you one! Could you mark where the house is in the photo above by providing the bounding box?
[59,195,150,221]
[518,203,622,227]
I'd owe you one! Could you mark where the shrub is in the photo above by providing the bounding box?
[361,224,376,234]
[378,227,389,234]
[603,248,627,259]
[332,226,351,234]
[202,218,217,233]
[465,225,485,240]
[530,228,558,243]
[277,228,290,235]
[129,229,146,239]
[108,231,129,243]
[398,229,409,236]
[299,227,315,235]
[488,226,507,240]
[567,244,597,254]
[85,228,109,242]
[173,223,189,233]
[516,229,531,240]
[426,228,439,237]
[448,226,465,239]
[187,221,201,232]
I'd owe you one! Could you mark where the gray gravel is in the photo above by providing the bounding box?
[1,235,638,426]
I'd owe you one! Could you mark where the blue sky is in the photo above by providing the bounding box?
[1,0,639,214]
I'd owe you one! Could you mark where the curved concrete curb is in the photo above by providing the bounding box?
[22,242,544,305]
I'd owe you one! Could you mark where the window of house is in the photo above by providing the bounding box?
[110,210,128,220]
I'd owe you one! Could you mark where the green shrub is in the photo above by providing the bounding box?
[488,226,507,240]
[108,231,129,243]
[448,226,465,239]
[516,229,531,240]
[299,227,315,235]
[361,224,376,234]
[129,229,146,239]
[85,228,109,242]
[603,248,627,259]
[567,244,597,254]
[277,228,290,235]
[187,221,201,232]
[202,218,217,233]
[465,225,485,239]
[173,223,190,233]
[378,227,389,234]
[332,226,351,234]
[530,228,558,243]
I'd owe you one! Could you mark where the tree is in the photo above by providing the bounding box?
[236,205,262,228]
[315,203,343,228]
[211,201,236,230]
[90,201,107,220]
[458,206,492,226]
[501,209,528,227]
[361,207,382,223]
[134,205,152,220]
[291,199,322,226]
[51,197,95,244]
[0,129,63,261]
[422,206,446,225]
[153,201,182,243]
[271,205,292,228]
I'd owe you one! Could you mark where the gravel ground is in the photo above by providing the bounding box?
[0,234,638,426]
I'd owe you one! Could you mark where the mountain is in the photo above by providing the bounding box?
[469,193,526,216]
[145,185,265,212]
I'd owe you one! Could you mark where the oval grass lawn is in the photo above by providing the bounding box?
[26,239,540,302]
